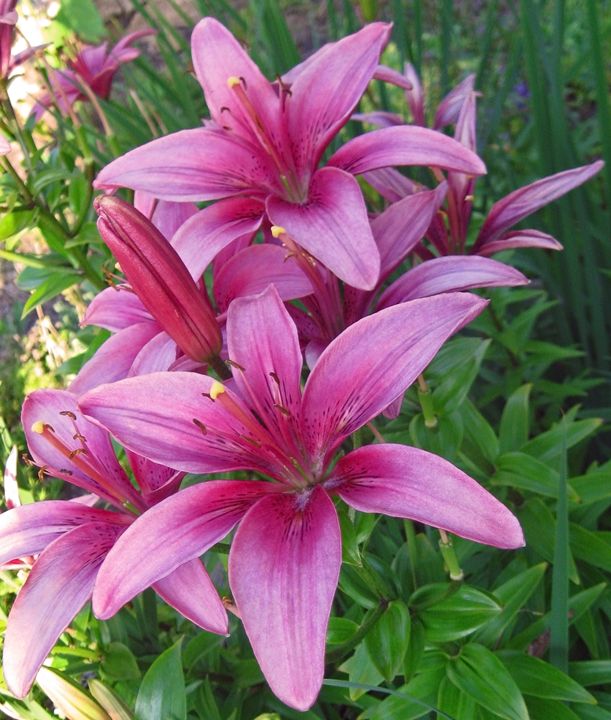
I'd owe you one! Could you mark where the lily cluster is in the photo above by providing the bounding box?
[2,16,602,712]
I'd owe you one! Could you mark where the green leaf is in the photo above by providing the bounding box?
[498,651,596,703]
[327,617,359,645]
[461,398,499,466]
[508,583,607,650]
[21,272,81,318]
[339,642,383,700]
[475,563,547,646]
[570,525,611,572]
[420,585,501,643]
[69,175,91,219]
[570,463,611,506]
[492,452,579,501]
[361,669,447,719]
[522,410,602,464]
[519,499,579,583]
[0,208,36,239]
[499,384,532,453]
[526,697,581,720]
[432,339,490,412]
[339,564,380,609]
[30,168,73,195]
[54,0,106,41]
[437,676,478,720]
[101,642,141,681]
[135,639,186,720]
[569,661,611,687]
[364,600,411,682]
[446,644,529,720]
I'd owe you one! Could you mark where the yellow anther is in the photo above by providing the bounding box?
[31,421,46,434]
[270,225,287,238]
[210,381,226,400]
[227,76,242,89]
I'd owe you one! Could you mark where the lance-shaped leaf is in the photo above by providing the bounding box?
[95,196,222,362]
[476,160,604,246]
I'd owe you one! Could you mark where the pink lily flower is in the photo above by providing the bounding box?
[79,286,523,711]
[94,18,486,290]
[0,388,228,698]
[33,30,153,119]
[357,66,603,256]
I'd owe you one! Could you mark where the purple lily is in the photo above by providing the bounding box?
[33,30,154,119]
[357,66,603,256]
[0,388,228,698]
[94,18,486,290]
[79,286,523,711]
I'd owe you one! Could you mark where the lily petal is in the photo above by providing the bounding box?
[171,197,264,281]
[92,480,272,619]
[301,293,487,456]
[69,322,161,394]
[227,286,303,438]
[373,183,447,280]
[129,331,179,376]
[153,558,228,635]
[0,501,125,565]
[476,160,604,246]
[378,256,528,308]
[434,74,476,130]
[191,17,283,147]
[330,444,524,548]
[328,126,486,176]
[476,229,563,256]
[3,521,123,698]
[94,127,279,201]
[82,286,153,331]
[287,22,391,173]
[229,486,341,711]
[79,373,280,476]
[267,167,380,290]
[362,167,419,202]
[22,389,132,505]
[214,244,313,313]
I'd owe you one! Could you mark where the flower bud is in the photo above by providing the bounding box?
[95,195,222,362]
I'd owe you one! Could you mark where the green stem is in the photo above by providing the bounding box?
[209,354,232,380]
[417,374,437,429]
[404,519,419,590]
[326,598,389,664]
[438,530,464,581]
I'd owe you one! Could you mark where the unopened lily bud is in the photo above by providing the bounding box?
[36,667,111,720]
[95,195,222,362]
